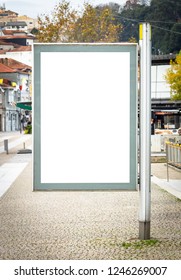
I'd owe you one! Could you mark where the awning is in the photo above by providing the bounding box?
[16,101,32,111]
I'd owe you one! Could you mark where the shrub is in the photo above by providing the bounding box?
[24,124,32,134]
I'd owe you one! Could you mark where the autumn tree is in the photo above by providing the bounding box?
[37,1,122,43]
[73,3,121,43]
[37,0,77,42]
[165,51,181,100]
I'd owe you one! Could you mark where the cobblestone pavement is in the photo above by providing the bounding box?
[0,133,181,260]
[0,162,180,259]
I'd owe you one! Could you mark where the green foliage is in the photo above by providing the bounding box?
[165,51,181,100]
[148,0,181,53]
[36,0,181,53]
[169,24,181,53]
[24,125,32,134]
[118,1,150,42]
[117,0,181,53]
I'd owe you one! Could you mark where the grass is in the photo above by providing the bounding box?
[122,239,160,249]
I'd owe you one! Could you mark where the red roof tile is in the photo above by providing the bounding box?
[2,30,29,35]
[0,58,31,71]
[0,62,16,73]
[9,45,31,52]
[0,35,34,39]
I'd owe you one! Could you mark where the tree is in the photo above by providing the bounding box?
[165,51,181,100]
[148,0,181,53]
[73,3,122,42]
[37,1,122,43]
[169,23,181,53]
[37,0,77,42]
[117,0,181,53]
[118,2,150,42]
[124,0,142,10]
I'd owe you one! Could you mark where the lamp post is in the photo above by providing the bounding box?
[139,22,151,240]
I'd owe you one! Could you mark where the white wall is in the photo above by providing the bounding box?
[0,51,32,66]
[151,65,171,98]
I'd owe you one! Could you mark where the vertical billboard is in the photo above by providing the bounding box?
[33,44,137,190]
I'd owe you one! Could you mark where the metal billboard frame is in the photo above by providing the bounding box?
[33,43,138,191]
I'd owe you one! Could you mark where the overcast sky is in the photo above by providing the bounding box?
[3,0,127,18]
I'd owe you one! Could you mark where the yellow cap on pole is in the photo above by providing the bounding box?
[139,23,143,40]
[139,23,151,40]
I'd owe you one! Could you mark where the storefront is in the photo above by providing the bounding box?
[153,110,181,130]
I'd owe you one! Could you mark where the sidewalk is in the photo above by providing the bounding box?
[0,131,32,197]
[0,132,181,260]
[0,131,32,155]
[151,163,181,199]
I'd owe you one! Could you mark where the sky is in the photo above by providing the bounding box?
[2,0,127,18]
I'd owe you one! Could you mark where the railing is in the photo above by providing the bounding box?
[166,142,181,181]
[166,142,181,168]
[151,135,181,152]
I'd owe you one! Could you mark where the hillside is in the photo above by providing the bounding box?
[114,0,181,54]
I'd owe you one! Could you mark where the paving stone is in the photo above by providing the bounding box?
[0,133,180,259]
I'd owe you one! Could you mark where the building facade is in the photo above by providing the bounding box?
[0,59,31,131]
[0,82,19,131]
[151,55,181,130]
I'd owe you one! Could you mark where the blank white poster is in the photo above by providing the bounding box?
[41,52,130,183]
